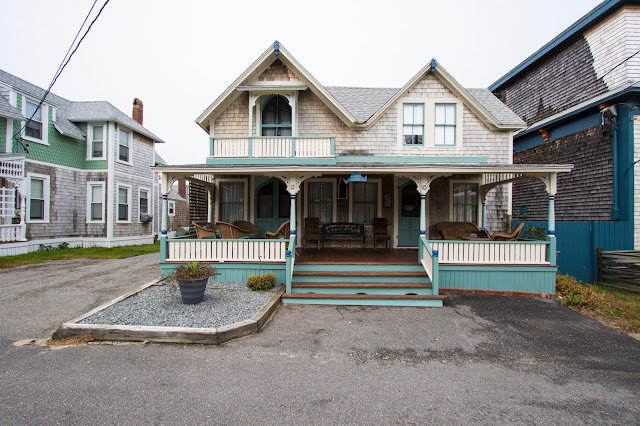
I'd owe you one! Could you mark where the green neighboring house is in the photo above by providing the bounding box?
[0,69,164,256]
[153,41,572,306]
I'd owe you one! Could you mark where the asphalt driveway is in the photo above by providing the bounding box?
[0,258,638,424]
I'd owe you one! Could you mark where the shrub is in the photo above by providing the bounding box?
[556,274,604,308]
[246,273,276,291]
[521,224,547,240]
[167,262,219,283]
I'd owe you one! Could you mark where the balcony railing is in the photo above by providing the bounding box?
[429,240,550,265]
[210,136,334,158]
[0,155,25,180]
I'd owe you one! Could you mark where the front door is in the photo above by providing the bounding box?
[255,179,290,237]
[398,181,421,247]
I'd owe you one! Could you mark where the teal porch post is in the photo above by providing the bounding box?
[548,195,555,235]
[160,193,168,263]
[482,201,487,229]
[419,194,426,259]
[290,194,296,235]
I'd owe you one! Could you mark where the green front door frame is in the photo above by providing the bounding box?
[398,181,421,247]
[254,178,289,237]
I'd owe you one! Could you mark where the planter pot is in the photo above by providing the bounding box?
[179,278,208,304]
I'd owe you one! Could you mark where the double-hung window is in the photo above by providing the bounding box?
[24,99,44,142]
[435,104,456,146]
[117,185,131,222]
[351,181,379,225]
[118,129,131,163]
[307,182,333,224]
[219,182,244,223]
[89,125,105,159]
[452,183,478,224]
[27,173,50,222]
[403,104,424,145]
[87,182,105,223]
[139,189,149,220]
[168,201,175,216]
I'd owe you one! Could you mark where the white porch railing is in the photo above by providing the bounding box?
[210,137,334,158]
[167,238,288,263]
[0,155,25,180]
[429,240,549,265]
[0,224,24,242]
[419,236,439,294]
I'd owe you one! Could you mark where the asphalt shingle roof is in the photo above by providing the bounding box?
[0,69,164,143]
[466,88,526,127]
[325,87,399,122]
[0,95,25,120]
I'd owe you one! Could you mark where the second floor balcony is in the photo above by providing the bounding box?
[209,136,335,161]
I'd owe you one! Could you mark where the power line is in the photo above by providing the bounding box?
[13,0,110,152]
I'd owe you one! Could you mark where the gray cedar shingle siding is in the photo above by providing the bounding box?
[512,126,613,222]
[494,37,608,126]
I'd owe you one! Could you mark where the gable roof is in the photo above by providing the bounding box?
[197,41,525,133]
[0,95,25,120]
[490,0,640,91]
[0,69,164,143]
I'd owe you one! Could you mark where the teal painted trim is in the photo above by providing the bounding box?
[336,156,488,164]
[160,236,167,263]
[248,136,253,157]
[206,157,337,165]
[294,264,424,272]
[161,262,286,284]
[291,136,296,157]
[282,298,443,307]
[434,103,457,147]
[330,137,335,156]
[431,239,550,245]
[291,287,433,296]
[440,265,557,272]
[402,103,425,146]
[547,235,557,265]
[439,266,556,293]
[209,137,214,156]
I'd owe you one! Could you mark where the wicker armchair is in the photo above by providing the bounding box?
[216,221,252,239]
[265,220,290,240]
[490,222,525,241]
[192,221,218,239]
[232,220,259,238]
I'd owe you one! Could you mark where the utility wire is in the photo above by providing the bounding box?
[13,0,110,152]
[600,48,640,79]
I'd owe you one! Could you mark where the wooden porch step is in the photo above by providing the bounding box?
[293,271,426,277]
[291,282,432,289]
[283,293,446,300]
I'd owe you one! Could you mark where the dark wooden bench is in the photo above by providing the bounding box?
[322,222,366,247]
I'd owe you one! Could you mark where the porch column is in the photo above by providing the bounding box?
[290,194,296,235]
[482,201,487,229]
[420,194,426,237]
[160,193,168,263]
[543,173,558,265]
[548,195,555,235]
[208,188,214,223]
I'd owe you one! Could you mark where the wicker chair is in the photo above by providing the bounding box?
[192,221,218,239]
[232,220,259,238]
[436,222,484,240]
[490,222,525,241]
[265,220,290,240]
[302,217,321,249]
[216,221,252,239]
[373,217,391,250]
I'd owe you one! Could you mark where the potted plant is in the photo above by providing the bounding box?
[167,262,219,304]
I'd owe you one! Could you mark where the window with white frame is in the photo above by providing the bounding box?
[23,99,46,142]
[27,173,50,222]
[403,103,424,145]
[351,181,379,225]
[435,104,456,146]
[168,200,175,216]
[87,182,105,223]
[88,124,105,159]
[118,129,131,163]
[307,181,333,224]
[117,185,131,222]
[452,183,478,224]
[218,181,244,223]
[139,188,149,220]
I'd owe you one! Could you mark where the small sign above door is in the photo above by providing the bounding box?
[343,172,368,185]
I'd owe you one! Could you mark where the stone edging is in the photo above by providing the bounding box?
[52,279,284,345]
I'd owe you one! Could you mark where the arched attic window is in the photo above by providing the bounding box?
[261,95,292,136]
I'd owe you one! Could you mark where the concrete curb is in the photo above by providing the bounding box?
[52,281,284,345]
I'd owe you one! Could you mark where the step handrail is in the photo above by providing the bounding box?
[285,234,297,293]
[419,236,439,295]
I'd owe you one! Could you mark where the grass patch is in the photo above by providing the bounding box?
[0,242,160,270]
[556,274,640,334]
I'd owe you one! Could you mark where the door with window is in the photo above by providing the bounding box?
[398,181,420,247]
[255,179,290,237]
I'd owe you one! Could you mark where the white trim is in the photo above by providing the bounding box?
[116,183,132,223]
[51,107,56,122]
[214,178,249,222]
[138,186,151,223]
[303,178,337,224]
[5,118,12,153]
[86,181,106,224]
[20,95,49,145]
[86,122,107,160]
[26,172,50,223]
[117,126,133,166]
[348,179,382,224]
[106,122,116,238]
[168,200,176,217]
[24,158,107,173]
[449,179,482,225]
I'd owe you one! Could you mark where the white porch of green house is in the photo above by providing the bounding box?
[0,154,26,244]
[153,163,571,306]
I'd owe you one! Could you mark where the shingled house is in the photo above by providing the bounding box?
[0,70,164,255]
[490,0,639,282]
[153,41,571,306]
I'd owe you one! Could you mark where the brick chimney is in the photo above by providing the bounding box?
[178,179,187,199]
[132,98,143,125]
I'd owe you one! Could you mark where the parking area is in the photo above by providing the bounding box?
[0,258,638,424]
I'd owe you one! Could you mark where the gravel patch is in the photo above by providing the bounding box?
[79,280,279,329]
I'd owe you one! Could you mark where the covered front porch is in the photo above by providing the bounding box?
[153,163,571,305]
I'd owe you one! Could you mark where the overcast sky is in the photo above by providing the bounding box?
[1,0,602,164]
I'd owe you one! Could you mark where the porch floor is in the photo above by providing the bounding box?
[296,248,418,265]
